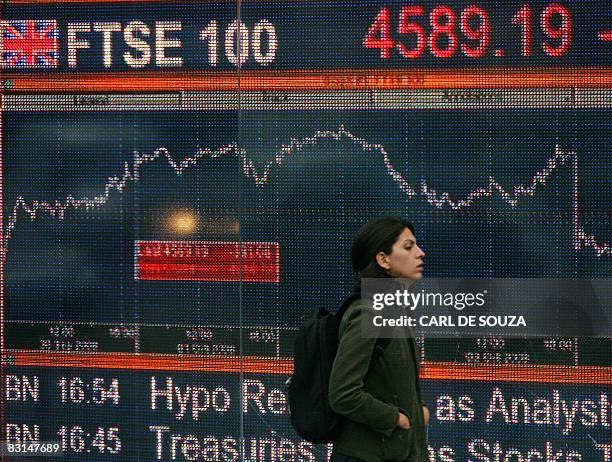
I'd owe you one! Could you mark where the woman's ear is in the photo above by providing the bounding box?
[376,251,390,270]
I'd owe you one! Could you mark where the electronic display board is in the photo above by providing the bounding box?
[1,1,612,70]
[1,1,611,461]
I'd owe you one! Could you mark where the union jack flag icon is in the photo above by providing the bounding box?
[0,20,59,68]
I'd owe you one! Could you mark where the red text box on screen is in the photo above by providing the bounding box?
[135,241,280,283]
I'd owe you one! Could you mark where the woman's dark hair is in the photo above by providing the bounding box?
[351,217,415,290]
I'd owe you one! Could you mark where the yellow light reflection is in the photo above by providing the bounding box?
[168,210,198,234]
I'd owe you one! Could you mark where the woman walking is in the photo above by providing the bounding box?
[329,217,430,462]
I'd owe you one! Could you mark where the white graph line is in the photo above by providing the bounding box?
[4,126,611,255]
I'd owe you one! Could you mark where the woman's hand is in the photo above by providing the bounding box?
[397,412,411,429]
[423,405,430,426]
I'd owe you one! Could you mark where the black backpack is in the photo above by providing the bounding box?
[287,293,389,443]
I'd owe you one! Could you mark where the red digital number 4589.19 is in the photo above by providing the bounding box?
[364,4,572,59]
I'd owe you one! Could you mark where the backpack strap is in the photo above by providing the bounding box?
[335,292,361,321]
[337,293,390,373]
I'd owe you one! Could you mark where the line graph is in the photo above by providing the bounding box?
[4,126,611,255]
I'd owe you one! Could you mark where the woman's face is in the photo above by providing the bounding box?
[377,228,425,280]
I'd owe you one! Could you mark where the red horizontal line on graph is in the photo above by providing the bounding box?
[424,362,612,385]
[8,351,294,374]
[6,351,612,384]
[599,31,612,42]
[2,69,612,93]
[8,0,328,3]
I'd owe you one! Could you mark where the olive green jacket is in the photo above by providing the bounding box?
[329,300,429,462]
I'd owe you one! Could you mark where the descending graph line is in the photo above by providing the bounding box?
[4,126,611,255]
